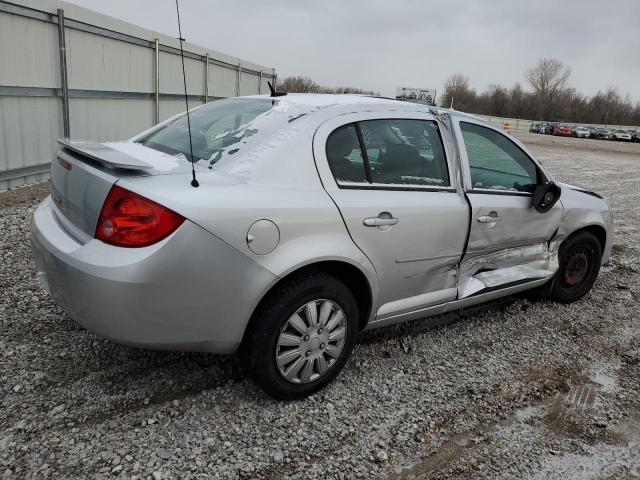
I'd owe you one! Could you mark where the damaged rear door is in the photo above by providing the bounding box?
[454,119,562,297]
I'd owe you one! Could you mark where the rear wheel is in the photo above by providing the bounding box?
[245,271,358,400]
[550,231,602,303]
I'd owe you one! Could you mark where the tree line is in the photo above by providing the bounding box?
[277,59,640,126]
[439,59,640,126]
[275,76,378,95]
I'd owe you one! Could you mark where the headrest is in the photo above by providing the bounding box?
[383,143,420,173]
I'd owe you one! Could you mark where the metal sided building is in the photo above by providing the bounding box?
[0,0,276,190]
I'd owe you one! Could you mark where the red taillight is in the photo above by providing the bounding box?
[95,185,185,248]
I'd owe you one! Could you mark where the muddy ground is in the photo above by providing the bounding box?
[1,133,639,479]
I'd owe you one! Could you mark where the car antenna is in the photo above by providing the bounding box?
[175,0,199,188]
[267,81,287,97]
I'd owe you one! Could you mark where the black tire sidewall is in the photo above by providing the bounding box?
[248,272,359,400]
[551,232,602,303]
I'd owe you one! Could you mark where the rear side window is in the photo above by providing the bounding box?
[359,119,449,186]
[460,122,538,192]
[326,125,368,184]
[326,119,450,188]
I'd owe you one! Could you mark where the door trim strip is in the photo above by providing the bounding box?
[395,253,461,264]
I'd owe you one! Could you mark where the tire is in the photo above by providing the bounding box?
[549,231,602,303]
[244,270,359,400]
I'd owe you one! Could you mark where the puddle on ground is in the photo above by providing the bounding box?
[589,360,620,395]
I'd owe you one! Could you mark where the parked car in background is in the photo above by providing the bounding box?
[592,128,613,140]
[549,123,561,135]
[612,129,632,141]
[631,130,640,143]
[554,124,574,137]
[529,122,542,133]
[586,126,599,137]
[30,94,614,399]
[574,126,591,138]
[529,122,548,134]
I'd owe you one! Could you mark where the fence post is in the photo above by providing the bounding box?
[56,9,70,137]
[154,38,160,124]
[273,69,277,89]
[258,70,262,94]
[204,53,209,103]
[236,62,241,97]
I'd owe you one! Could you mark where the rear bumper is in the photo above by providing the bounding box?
[31,197,277,353]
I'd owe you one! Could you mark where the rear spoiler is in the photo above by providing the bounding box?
[57,139,153,170]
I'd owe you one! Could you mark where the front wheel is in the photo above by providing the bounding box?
[245,271,359,400]
[550,231,602,303]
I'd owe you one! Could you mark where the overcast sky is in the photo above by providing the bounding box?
[67,0,640,102]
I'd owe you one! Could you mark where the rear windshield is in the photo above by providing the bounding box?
[137,98,273,164]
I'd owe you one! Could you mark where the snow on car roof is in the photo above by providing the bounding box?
[242,93,491,123]
[242,93,401,107]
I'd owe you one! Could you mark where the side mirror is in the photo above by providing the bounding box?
[532,181,561,213]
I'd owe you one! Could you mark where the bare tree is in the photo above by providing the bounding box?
[525,58,571,98]
[439,73,476,110]
[508,83,527,118]
[525,58,571,118]
[278,76,319,93]
[276,76,377,95]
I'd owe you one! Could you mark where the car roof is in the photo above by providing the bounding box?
[240,93,480,120]
[243,93,411,109]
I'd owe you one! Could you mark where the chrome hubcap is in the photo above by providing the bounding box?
[275,299,347,384]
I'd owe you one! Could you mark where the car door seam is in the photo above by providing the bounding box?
[310,125,381,282]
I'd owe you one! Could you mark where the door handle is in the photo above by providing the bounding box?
[477,212,502,223]
[363,213,399,227]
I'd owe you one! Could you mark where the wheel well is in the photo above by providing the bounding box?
[317,261,373,330]
[569,225,606,253]
[241,261,373,349]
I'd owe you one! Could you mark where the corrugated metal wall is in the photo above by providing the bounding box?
[0,0,276,190]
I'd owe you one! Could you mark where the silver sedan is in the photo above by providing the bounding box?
[31,94,613,399]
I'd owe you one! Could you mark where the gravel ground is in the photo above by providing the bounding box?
[1,134,639,479]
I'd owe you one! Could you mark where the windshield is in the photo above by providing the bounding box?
[137,98,273,163]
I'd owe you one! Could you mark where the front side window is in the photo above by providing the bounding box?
[360,119,450,187]
[460,122,538,192]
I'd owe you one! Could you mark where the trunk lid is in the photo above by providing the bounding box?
[50,140,198,238]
